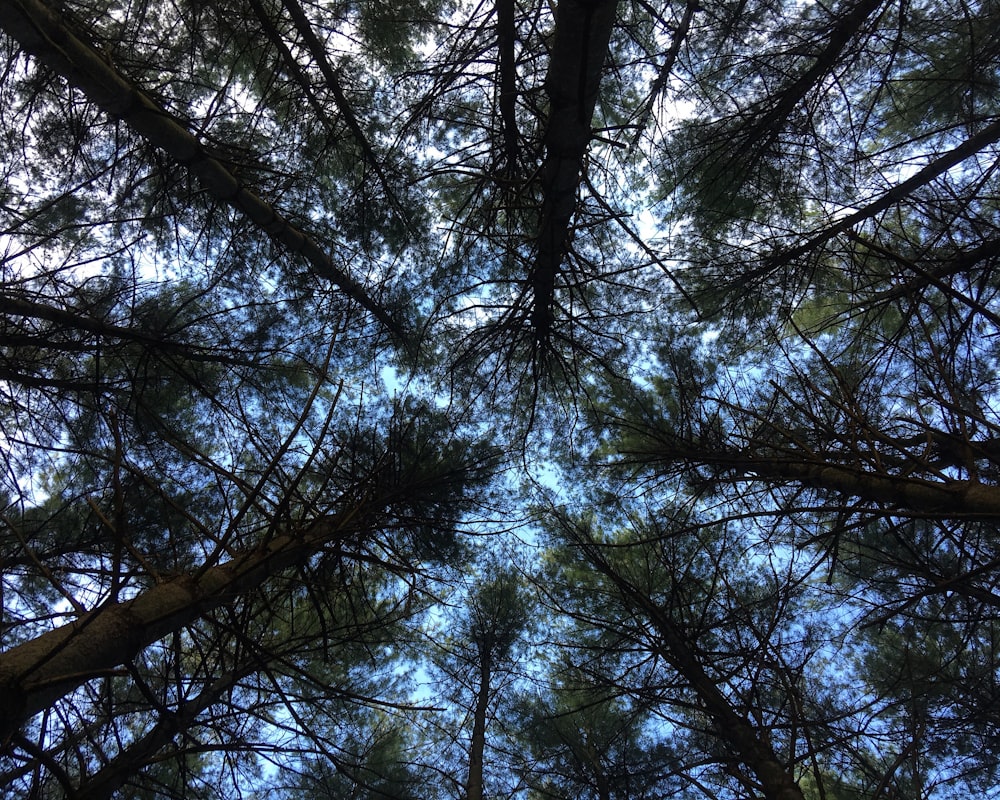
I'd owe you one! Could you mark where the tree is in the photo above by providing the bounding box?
[513,666,668,800]
[413,560,533,800]
[536,505,810,800]
[0,381,496,794]
[2,0,1000,796]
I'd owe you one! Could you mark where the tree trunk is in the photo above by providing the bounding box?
[640,445,1000,518]
[761,118,1000,275]
[73,665,254,799]
[496,0,519,171]
[0,0,405,339]
[528,0,619,337]
[0,512,361,743]
[465,656,492,800]
[571,525,806,800]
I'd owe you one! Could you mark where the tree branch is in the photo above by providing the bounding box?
[0,0,405,339]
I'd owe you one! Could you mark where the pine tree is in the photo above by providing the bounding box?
[2,0,999,796]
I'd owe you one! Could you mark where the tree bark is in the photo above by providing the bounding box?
[766,459,1000,516]
[0,0,405,339]
[275,0,412,229]
[496,0,519,171]
[465,656,492,800]
[637,446,1000,518]
[529,0,619,337]
[0,512,360,743]
[744,0,886,152]
[759,118,1000,275]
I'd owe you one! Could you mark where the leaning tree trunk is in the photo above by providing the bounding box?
[0,509,364,743]
[73,664,256,799]
[642,444,1000,518]
[0,0,405,339]
[565,520,807,800]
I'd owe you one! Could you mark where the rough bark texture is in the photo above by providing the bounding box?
[0,514,355,743]
[0,0,404,338]
[765,459,1000,516]
[529,0,619,337]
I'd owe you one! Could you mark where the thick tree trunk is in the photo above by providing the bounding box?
[639,606,806,800]
[763,458,1000,516]
[0,513,359,743]
[0,293,256,367]
[529,0,619,337]
[578,740,611,800]
[0,0,404,339]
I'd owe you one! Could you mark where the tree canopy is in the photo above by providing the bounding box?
[2,0,1000,797]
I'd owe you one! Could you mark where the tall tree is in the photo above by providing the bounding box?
[415,561,533,800]
[2,0,1000,796]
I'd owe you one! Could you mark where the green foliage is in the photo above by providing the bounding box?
[462,562,533,664]
[2,0,1000,797]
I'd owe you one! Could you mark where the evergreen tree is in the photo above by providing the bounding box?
[2,0,999,796]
